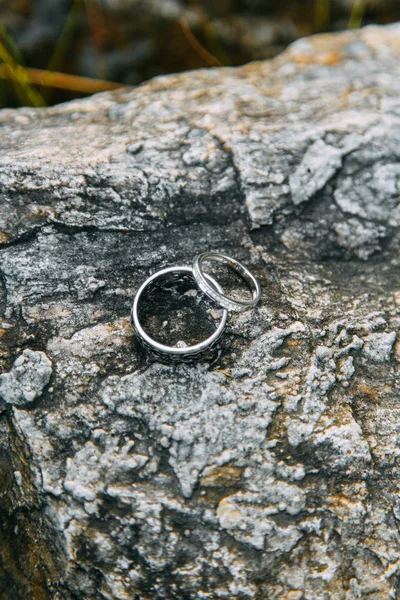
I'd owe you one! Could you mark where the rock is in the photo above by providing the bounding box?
[0,22,400,600]
[0,349,52,406]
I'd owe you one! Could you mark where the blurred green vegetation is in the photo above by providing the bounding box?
[0,0,397,108]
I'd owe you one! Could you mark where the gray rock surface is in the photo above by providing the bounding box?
[1,22,400,600]
[0,349,52,406]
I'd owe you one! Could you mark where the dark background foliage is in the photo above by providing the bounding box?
[0,0,398,107]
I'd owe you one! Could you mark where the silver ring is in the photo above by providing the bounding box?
[132,266,228,359]
[192,252,261,312]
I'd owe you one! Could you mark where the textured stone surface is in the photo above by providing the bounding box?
[0,349,52,406]
[0,22,400,600]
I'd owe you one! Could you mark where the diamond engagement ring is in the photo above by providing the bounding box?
[131,253,261,360]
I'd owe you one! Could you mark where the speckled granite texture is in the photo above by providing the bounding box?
[0,23,400,600]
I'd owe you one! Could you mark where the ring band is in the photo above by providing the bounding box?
[192,252,261,312]
[131,266,228,359]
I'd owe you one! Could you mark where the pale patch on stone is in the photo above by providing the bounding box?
[0,349,52,406]
[314,422,372,468]
[64,439,149,512]
[363,331,397,362]
[289,139,342,205]
[333,218,387,260]
[217,482,305,550]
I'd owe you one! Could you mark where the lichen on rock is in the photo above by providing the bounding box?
[0,349,52,406]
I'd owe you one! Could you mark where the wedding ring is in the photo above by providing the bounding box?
[132,266,228,359]
[192,252,261,312]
